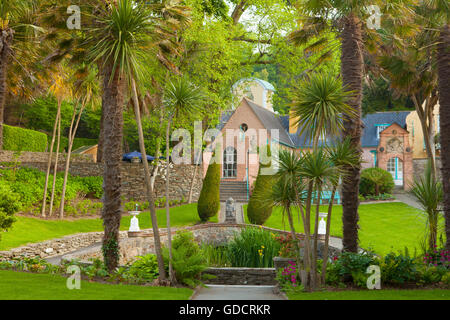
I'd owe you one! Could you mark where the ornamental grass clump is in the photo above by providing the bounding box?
[226,227,281,268]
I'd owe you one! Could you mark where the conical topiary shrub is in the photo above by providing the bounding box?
[247,148,274,225]
[197,161,220,221]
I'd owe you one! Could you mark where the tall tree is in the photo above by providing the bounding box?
[0,0,42,149]
[432,0,450,251]
[163,77,204,283]
[289,0,412,252]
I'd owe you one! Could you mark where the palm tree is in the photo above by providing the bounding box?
[410,161,443,250]
[81,0,163,273]
[0,0,43,150]
[321,138,360,283]
[289,0,413,253]
[59,65,100,218]
[163,77,203,283]
[432,0,450,252]
[291,73,356,149]
[300,148,339,289]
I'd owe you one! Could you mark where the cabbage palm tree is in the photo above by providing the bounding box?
[321,138,360,283]
[289,0,414,253]
[300,148,339,289]
[163,77,203,282]
[291,72,356,149]
[81,0,167,274]
[431,0,450,251]
[0,0,43,149]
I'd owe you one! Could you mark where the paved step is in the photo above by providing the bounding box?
[220,181,248,202]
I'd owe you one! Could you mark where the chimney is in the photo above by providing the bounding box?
[289,109,299,134]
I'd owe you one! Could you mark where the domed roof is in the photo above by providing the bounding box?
[232,77,275,92]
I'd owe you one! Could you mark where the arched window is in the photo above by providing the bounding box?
[223,147,237,178]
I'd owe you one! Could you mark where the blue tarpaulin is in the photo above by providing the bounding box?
[122,151,155,162]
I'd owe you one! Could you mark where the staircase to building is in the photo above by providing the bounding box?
[220,180,248,202]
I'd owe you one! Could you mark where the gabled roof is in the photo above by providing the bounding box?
[244,99,294,147]
[232,78,276,92]
[73,144,97,154]
[361,111,410,147]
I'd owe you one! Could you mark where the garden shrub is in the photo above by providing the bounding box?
[247,159,275,225]
[127,254,159,282]
[380,252,418,285]
[0,181,20,241]
[360,167,395,196]
[326,251,379,287]
[2,125,48,152]
[0,167,103,217]
[417,265,447,285]
[227,227,281,268]
[201,244,230,267]
[163,231,207,287]
[197,161,220,221]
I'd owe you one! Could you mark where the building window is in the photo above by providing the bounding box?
[223,147,237,178]
[376,124,390,140]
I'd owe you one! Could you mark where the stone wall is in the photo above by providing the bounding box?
[0,231,128,260]
[203,267,277,285]
[0,150,94,163]
[413,158,442,181]
[58,223,336,266]
[19,161,203,202]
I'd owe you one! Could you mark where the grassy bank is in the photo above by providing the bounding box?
[0,270,192,300]
[244,202,443,255]
[0,203,217,250]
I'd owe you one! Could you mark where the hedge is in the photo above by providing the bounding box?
[46,136,97,152]
[197,162,220,222]
[2,125,48,152]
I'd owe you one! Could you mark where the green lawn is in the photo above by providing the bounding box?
[244,202,444,255]
[287,289,450,300]
[0,270,192,300]
[0,203,217,250]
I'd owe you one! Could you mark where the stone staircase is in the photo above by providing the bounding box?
[220,180,248,202]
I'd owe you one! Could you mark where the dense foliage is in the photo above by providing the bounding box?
[0,167,103,219]
[2,125,48,152]
[163,231,207,287]
[197,162,220,221]
[247,162,275,225]
[359,167,395,196]
[226,227,281,268]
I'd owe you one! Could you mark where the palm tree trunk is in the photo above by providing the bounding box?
[437,23,450,251]
[0,28,13,151]
[59,100,86,218]
[101,64,126,273]
[41,106,60,217]
[49,109,62,216]
[97,105,105,163]
[311,185,322,289]
[285,205,304,290]
[321,186,337,284]
[340,14,363,253]
[165,114,175,283]
[303,181,315,291]
[412,95,437,179]
[131,78,167,281]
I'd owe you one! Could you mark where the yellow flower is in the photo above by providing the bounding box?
[261,245,265,249]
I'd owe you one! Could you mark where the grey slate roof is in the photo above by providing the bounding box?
[361,111,410,147]
[218,104,411,149]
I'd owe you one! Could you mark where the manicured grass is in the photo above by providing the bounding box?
[287,289,450,300]
[0,270,192,300]
[0,203,218,250]
[244,202,445,255]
